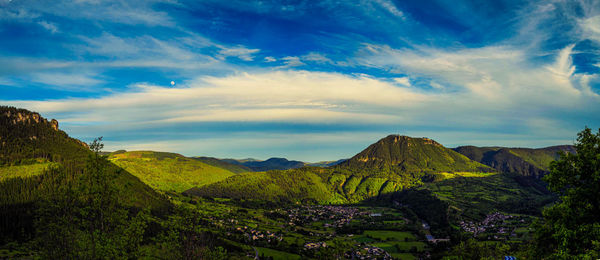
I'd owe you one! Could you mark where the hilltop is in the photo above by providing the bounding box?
[340,135,490,173]
[0,106,88,165]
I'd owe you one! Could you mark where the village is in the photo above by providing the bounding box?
[281,205,369,228]
[190,198,433,259]
[459,212,530,240]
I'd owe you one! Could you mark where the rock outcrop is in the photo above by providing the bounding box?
[3,110,59,131]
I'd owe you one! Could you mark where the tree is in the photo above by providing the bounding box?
[532,127,600,258]
[35,137,148,259]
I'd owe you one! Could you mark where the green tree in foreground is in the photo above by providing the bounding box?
[36,137,148,259]
[532,127,600,259]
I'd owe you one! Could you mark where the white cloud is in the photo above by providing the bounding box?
[218,46,260,61]
[429,81,443,89]
[29,72,103,89]
[264,56,277,62]
[579,15,600,42]
[34,0,175,27]
[357,43,595,104]
[393,77,411,87]
[37,21,58,33]
[302,52,333,64]
[372,0,404,18]
[277,56,305,68]
[5,70,425,125]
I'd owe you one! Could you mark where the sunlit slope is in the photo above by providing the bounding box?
[186,168,342,203]
[0,162,59,181]
[109,151,243,192]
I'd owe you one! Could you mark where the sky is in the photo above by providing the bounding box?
[1,0,599,162]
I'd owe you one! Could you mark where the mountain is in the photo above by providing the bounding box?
[0,106,168,208]
[308,159,347,167]
[0,107,88,166]
[187,135,492,203]
[0,107,170,241]
[222,157,306,171]
[339,135,490,173]
[108,151,248,192]
[453,145,575,178]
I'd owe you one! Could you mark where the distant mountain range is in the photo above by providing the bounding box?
[222,157,306,171]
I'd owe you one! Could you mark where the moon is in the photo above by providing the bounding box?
[170,81,175,86]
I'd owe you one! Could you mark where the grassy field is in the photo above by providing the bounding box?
[363,230,416,241]
[371,241,427,252]
[391,252,417,260]
[255,247,301,260]
[0,162,58,181]
[437,171,497,179]
[109,151,239,192]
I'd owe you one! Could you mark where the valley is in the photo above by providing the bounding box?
[0,106,593,259]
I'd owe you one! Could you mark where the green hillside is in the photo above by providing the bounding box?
[186,168,341,203]
[0,106,168,209]
[453,145,574,178]
[340,135,490,173]
[109,151,243,192]
[0,161,59,181]
[0,107,171,242]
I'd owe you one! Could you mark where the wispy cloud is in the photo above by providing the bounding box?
[277,56,305,69]
[37,21,58,33]
[29,72,104,90]
[217,46,260,61]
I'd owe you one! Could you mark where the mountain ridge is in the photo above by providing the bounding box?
[222,157,306,171]
[453,145,575,178]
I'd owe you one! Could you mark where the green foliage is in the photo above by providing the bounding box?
[340,135,490,173]
[34,138,156,259]
[144,206,227,260]
[448,239,512,259]
[187,168,338,203]
[532,127,600,259]
[422,174,554,220]
[363,230,415,241]
[256,246,301,260]
[109,151,240,192]
[0,162,59,181]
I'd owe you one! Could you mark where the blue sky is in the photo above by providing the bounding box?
[1,0,599,161]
